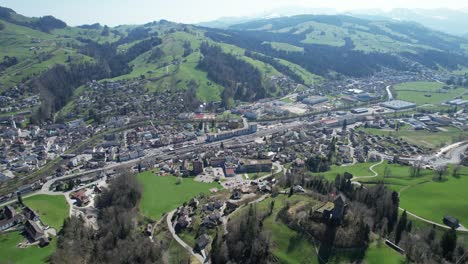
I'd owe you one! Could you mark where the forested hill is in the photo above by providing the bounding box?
[1,6,468,121]
[203,15,468,77]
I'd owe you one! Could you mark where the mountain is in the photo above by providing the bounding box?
[352,8,468,36]
[1,7,468,123]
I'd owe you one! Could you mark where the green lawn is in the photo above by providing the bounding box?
[243,196,320,264]
[266,42,304,52]
[137,172,220,220]
[310,162,378,181]
[394,81,466,106]
[23,194,70,230]
[399,167,468,226]
[0,231,57,264]
[363,242,405,264]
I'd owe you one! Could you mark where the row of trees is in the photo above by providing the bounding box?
[52,172,162,264]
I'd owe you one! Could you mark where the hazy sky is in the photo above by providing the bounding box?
[1,0,468,26]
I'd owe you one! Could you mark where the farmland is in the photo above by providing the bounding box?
[393,81,466,106]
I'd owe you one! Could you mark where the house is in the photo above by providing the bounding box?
[224,202,238,215]
[315,194,347,222]
[195,234,211,251]
[443,215,460,229]
[24,220,45,241]
[70,189,90,206]
[176,215,192,230]
[193,159,204,175]
[202,211,222,228]
[4,205,17,219]
[231,189,242,200]
[0,209,24,231]
[23,207,40,221]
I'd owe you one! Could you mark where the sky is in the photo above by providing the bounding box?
[1,0,468,26]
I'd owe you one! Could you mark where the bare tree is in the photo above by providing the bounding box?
[434,164,448,181]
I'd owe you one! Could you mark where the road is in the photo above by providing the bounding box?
[351,158,384,180]
[399,208,468,232]
[167,210,205,264]
[386,85,394,101]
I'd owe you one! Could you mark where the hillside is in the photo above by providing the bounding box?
[1,7,468,122]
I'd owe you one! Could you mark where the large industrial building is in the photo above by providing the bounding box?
[302,96,328,105]
[380,100,416,110]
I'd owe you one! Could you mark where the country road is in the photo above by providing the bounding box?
[167,210,205,264]
[399,208,468,233]
[351,158,384,180]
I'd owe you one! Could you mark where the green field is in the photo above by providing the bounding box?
[137,172,220,220]
[265,42,304,52]
[362,242,405,264]
[23,194,70,230]
[394,81,466,106]
[357,125,467,149]
[399,166,468,226]
[310,162,378,181]
[0,231,57,264]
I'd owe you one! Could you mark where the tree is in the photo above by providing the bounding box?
[17,192,23,206]
[384,166,391,178]
[441,229,457,261]
[288,186,294,197]
[435,164,448,181]
[410,160,423,177]
[342,119,348,132]
[395,210,408,244]
[452,164,461,178]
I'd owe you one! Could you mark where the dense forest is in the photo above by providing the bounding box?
[198,42,266,106]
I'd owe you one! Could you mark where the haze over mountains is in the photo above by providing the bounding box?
[199,7,468,37]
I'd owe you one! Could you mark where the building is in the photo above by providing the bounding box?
[315,194,347,222]
[24,220,45,241]
[23,207,40,221]
[351,108,368,114]
[443,215,460,229]
[210,157,226,167]
[70,189,90,206]
[0,206,25,231]
[193,159,204,175]
[206,124,257,142]
[447,99,468,106]
[237,159,272,174]
[302,96,328,105]
[380,100,417,110]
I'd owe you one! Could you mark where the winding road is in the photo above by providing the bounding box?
[167,210,206,264]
